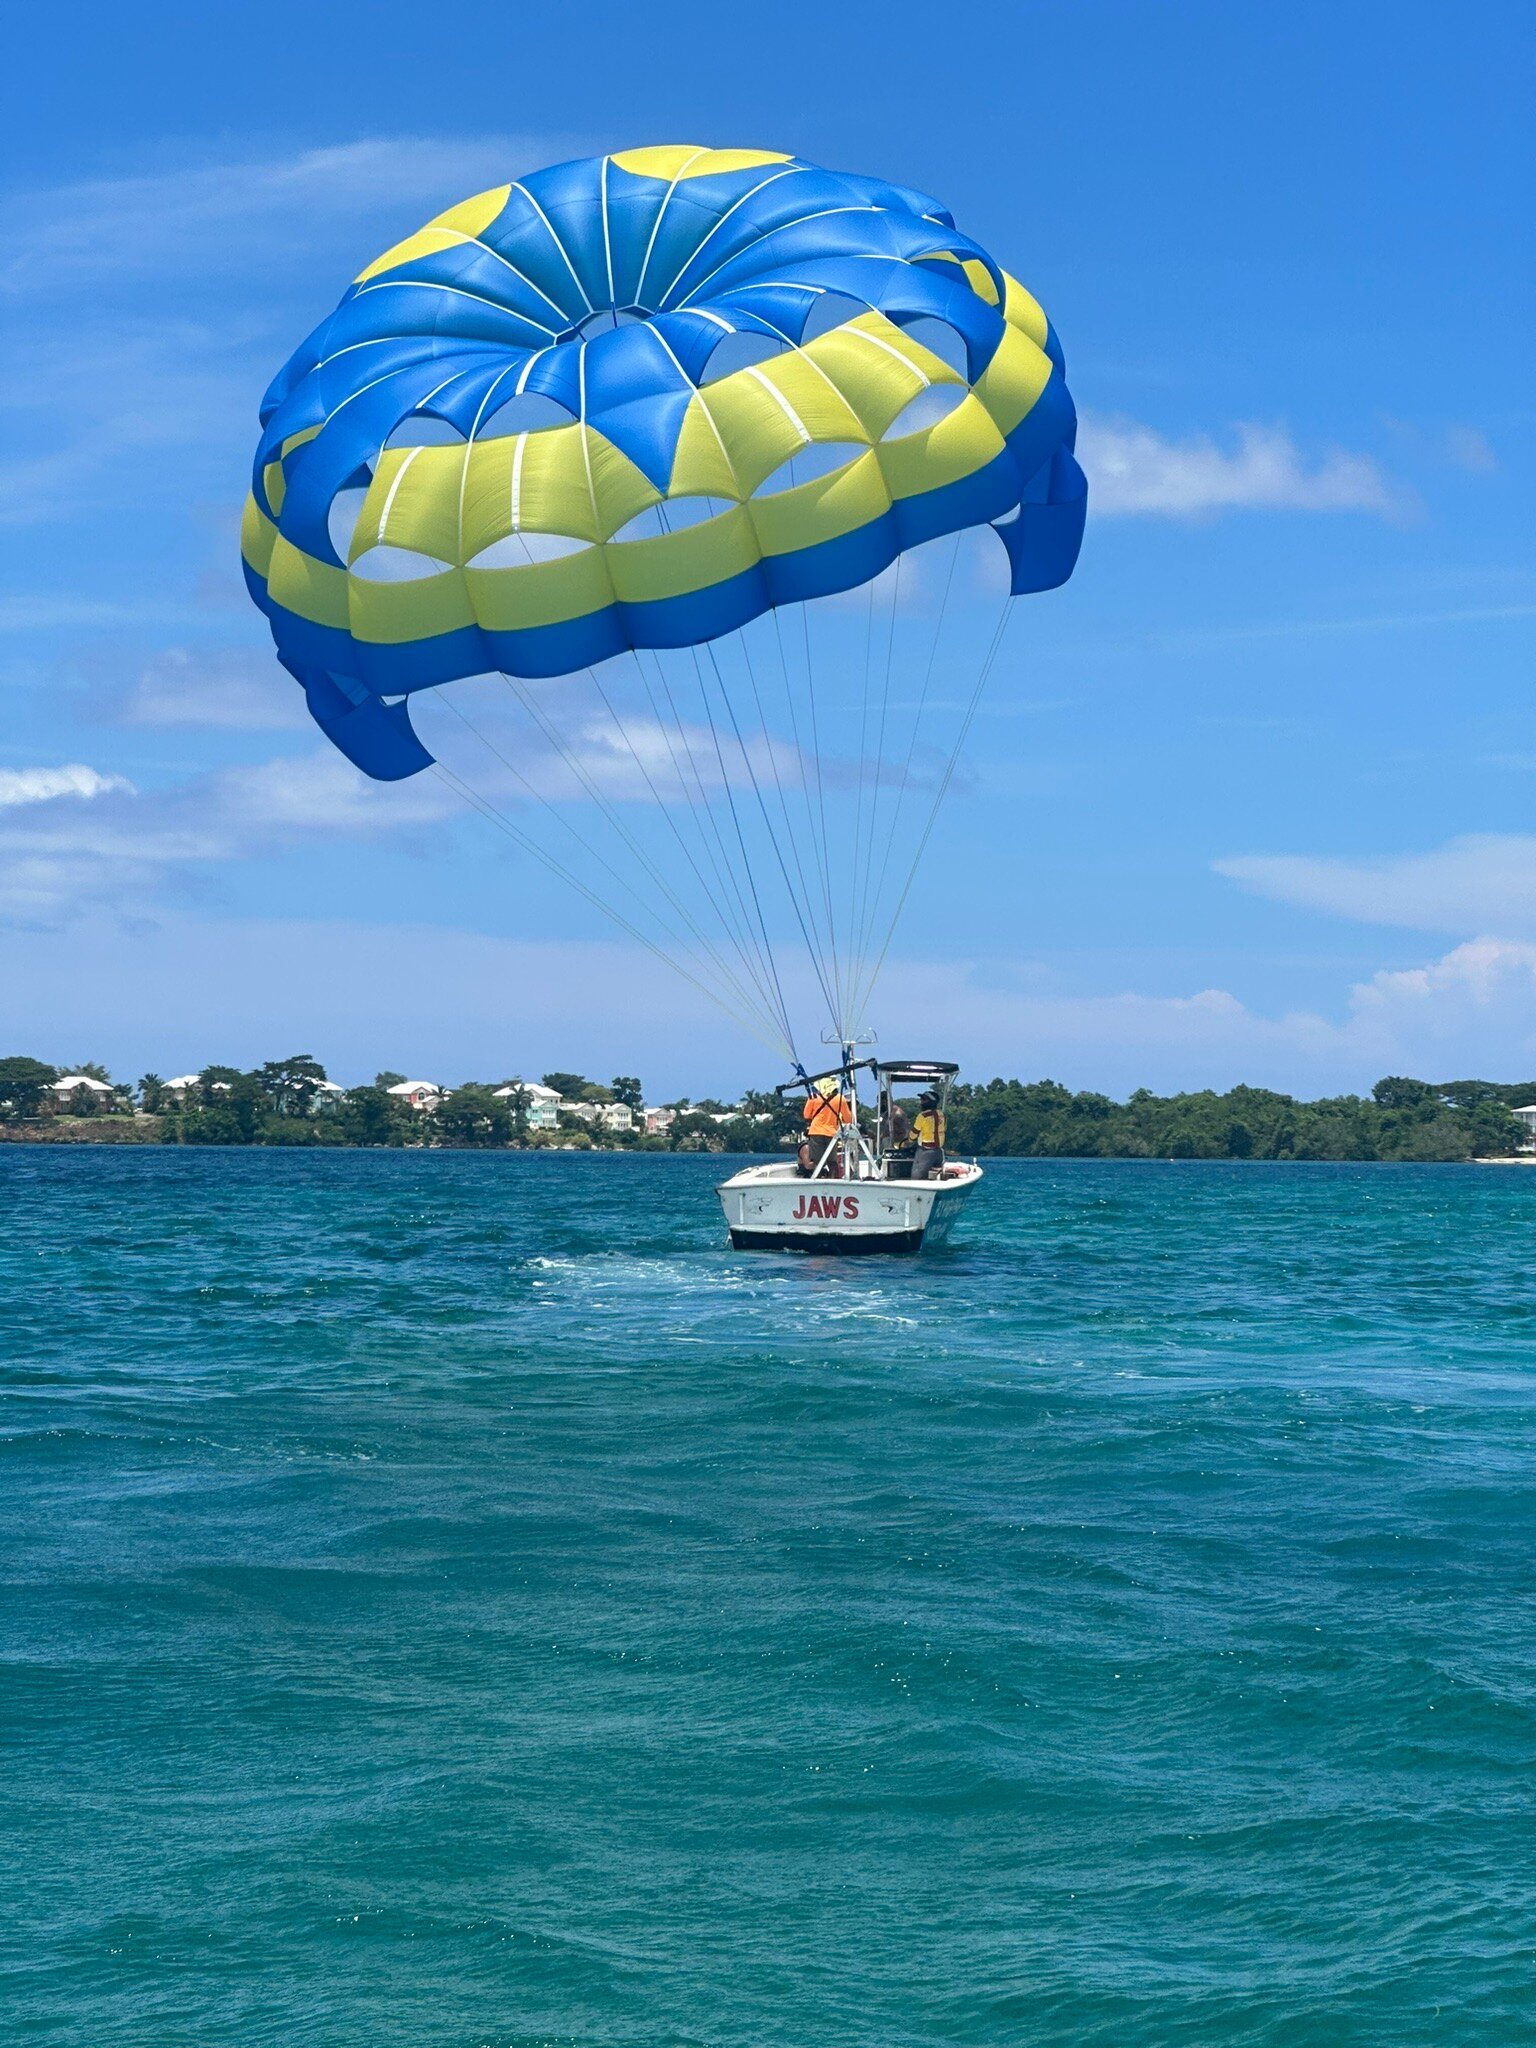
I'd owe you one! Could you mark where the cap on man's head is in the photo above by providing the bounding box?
[919,1089,937,1105]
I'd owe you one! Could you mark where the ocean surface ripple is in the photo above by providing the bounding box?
[2,1150,1534,2045]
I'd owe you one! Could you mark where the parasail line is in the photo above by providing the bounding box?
[651,322,838,1009]
[793,597,847,1032]
[763,606,837,996]
[768,603,841,1020]
[629,645,790,1017]
[561,349,797,1044]
[729,623,844,1032]
[436,688,788,1044]
[700,634,843,1043]
[851,600,1014,1025]
[848,552,904,994]
[489,668,795,1047]
[846,573,880,1023]
[429,762,790,1060]
[703,280,911,1006]
[581,656,802,1049]
[643,341,840,1033]
[853,531,962,982]
[683,640,803,1052]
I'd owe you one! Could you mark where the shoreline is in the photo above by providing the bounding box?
[2,1125,1530,1167]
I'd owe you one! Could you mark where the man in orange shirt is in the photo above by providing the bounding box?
[799,1075,852,1176]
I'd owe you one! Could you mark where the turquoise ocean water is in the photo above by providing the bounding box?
[2,1148,1533,2045]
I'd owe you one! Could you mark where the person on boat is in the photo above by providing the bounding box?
[882,1087,914,1179]
[886,1092,911,1148]
[800,1076,852,1176]
[911,1090,946,1180]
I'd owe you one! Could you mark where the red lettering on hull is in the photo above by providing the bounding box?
[790,1193,861,1221]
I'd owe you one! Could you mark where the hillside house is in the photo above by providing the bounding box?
[386,1081,444,1113]
[51,1076,115,1109]
[492,1081,561,1131]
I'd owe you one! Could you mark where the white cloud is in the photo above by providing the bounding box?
[412,683,807,807]
[563,716,803,802]
[0,136,575,529]
[93,646,307,731]
[0,764,133,809]
[1162,601,1536,648]
[0,595,216,632]
[1348,937,1536,1052]
[0,697,826,928]
[875,937,1536,1092]
[3,916,1534,1099]
[0,747,457,924]
[1216,834,1536,937]
[0,137,577,295]
[215,750,455,834]
[1078,414,1403,519]
[0,316,261,526]
[1444,425,1497,474]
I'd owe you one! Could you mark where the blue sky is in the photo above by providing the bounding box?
[2,0,1532,1097]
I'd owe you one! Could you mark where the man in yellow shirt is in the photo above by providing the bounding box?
[800,1076,852,1176]
[911,1090,946,1181]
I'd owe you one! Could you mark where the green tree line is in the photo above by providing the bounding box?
[0,1056,800,1153]
[945,1075,1533,1162]
[2,1054,1531,1160]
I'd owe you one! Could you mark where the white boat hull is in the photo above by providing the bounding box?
[716,1160,982,1254]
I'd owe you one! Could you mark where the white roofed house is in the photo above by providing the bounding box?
[386,1080,444,1112]
[163,1076,234,1104]
[644,1106,676,1136]
[310,1080,346,1112]
[51,1075,116,1112]
[492,1081,561,1131]
[597,1102,634,1133]
[1512,1105,1536,1152]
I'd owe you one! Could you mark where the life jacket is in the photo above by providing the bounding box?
[805,1091,850,1138]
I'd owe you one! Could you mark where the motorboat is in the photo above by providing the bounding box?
[717,1057,982,1253]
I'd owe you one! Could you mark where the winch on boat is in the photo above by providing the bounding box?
[718,1057,981,1254]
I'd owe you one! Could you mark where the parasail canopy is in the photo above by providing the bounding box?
[243,147,1086,1062]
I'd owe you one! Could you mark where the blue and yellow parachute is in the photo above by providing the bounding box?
[244,146,1084,780]
[244,148,1085,1056]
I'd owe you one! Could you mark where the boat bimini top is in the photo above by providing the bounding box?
[774,1058,960,1099]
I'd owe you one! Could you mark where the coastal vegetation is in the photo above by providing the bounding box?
[1,1055,1531,1160]
[0,1056,791,1153]
[944,1075,1531,1163]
